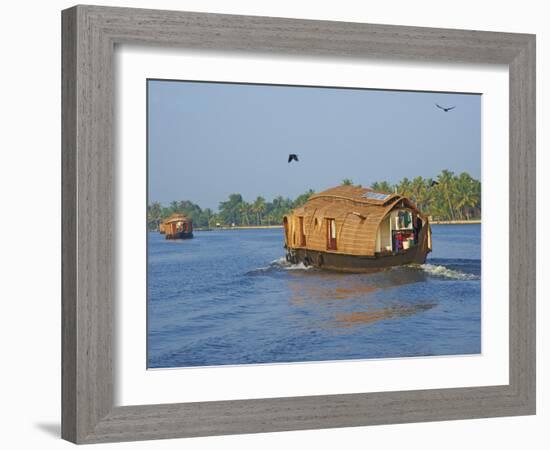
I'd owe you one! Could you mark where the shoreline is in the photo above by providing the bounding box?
[194,225,283,231]
[430,219,481,225]
[151,220,481,233]
[191,220,480,232]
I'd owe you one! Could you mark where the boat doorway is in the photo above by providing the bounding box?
[326,218,337,250]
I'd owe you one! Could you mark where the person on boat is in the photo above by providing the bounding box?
[413,215,423,244]
[395,233,404,252]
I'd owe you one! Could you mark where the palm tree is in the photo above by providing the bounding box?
[437,169,458,221]
[147,202,163,230]
[239,201,251,225]
[271,195,285,213]
[396,177,412,198]
[423,177,436,213]
[219,193,243,225]
[169,200,180,214]
[252,196,266,225]
[410,176,427,210]
[200,208,214,228]
[208,214,221,228]
[371,181,393,193]
[455,172,480,219]
[293,189,315,208]
[264,213,276,225]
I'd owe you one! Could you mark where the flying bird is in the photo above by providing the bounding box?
[430,180,440,187]
[435,103,456,112]
[288,154,299,163]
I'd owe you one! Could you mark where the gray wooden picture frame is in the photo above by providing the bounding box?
[61,5,536,444]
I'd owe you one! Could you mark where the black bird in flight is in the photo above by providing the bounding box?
[435,103,456,112]
[288,154,299,163]
[430,180,440,187]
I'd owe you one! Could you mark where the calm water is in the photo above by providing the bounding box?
[147,224,481,368]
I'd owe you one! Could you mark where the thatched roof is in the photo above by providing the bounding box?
[284,185,424,256]
[162,213,191,225]
[293,185,422,220]
[308,185,399,206]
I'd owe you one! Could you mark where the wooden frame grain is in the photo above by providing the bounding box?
[61,5,536,444]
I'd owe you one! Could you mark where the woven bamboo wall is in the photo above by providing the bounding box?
[284,186,423,256]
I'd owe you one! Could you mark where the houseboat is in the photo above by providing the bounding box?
[161,213,194,240]
[283,185,431,272]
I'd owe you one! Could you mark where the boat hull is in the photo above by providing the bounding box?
[165,231,194,240]
[286,225,431,272]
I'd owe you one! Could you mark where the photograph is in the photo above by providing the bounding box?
[146,79,482,369]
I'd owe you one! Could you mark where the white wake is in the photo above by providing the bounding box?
[420,263,479,280]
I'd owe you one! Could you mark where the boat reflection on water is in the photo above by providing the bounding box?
[286,265,437,329]
[287,266,429,300]
[333,303,436,327]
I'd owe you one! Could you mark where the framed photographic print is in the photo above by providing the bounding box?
[62,5,536,444]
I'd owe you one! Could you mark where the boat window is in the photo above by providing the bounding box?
[395,210,413,230]
[298,217,306,246]
[326,218,337,250]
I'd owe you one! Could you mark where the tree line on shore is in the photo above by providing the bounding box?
[147,169,481,230]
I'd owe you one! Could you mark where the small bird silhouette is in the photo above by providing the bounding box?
[288,154,299,163]
[430,180,440,187]
[435,103,456,112]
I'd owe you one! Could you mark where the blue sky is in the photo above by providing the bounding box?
[148,80,480,210]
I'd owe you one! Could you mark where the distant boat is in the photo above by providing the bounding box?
[283,185,431,272]
[161,213,194,240]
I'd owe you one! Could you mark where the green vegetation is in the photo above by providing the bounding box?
[147,190,316,230]
[147,170,480,230]
[371,170,481,221]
